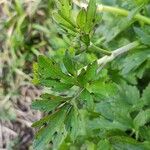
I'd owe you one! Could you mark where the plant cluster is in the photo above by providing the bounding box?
[32,0,150,149]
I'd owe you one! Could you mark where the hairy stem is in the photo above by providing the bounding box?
[97,41,139,72]
[78,41,139,74]
[73,0,150,25]
[89,42,112,55]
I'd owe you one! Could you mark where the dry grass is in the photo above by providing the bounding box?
[0,0,54,149]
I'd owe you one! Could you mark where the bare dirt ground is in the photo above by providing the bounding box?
[0,85,42,150]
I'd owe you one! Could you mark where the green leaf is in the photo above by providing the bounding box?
[95,101,114,120]
[33,105,69,150]
[38,55,63,79]
[134,0,150,6]
[141,83,150,106]
[61,74,77,85]
[118,84,140,105]
[97,139,112,150]
[133,109,150,129]
[77,68,87,87]
[32,94,66,112]
[40,79,73,92]
[87,81,117,98]
[63,50,76,76]
[134,27,150,46]
[139,126,150,141]
[31,1,150,149]
[59,0,72,19]
[111,103,133,129]
[81,33,90,46]
[32,113,53,128]
[88,117,128,131]
[14,0,24,15]
[52,126,67,150]
[66,107,79,141]
[84,0,97,33]
[35,55,77,92]
[32,99,62,112]
[76,8,87,30]
[94,12,102,25]
[53,12,76,32]
[110,136,150,150]
[85,141,95,150]
[79,89,94,111]
[85,61,98,81]
[121,49,150,74]
[32,62,39,84]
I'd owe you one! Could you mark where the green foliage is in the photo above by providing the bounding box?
[76,8,87,30]
[134,27,150,46]
[84,0,97,33]
[53,0,100,48]
[32,0,150,149]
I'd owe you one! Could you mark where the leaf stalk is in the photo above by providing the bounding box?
[90,42,112,55]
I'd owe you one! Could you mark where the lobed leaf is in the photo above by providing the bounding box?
[33,105,69,150]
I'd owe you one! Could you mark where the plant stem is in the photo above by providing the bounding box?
[98,5,150,24]
[73,0,150,25]
[77,41,139,74]
[89,42,112,55]
[97,41,139,72]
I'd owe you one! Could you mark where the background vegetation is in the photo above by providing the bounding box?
[0,0,150,150]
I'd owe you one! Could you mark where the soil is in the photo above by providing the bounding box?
[0,85,42,150]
